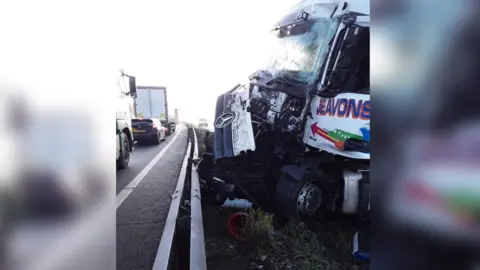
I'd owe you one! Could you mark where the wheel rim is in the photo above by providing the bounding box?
[296,181,322,216]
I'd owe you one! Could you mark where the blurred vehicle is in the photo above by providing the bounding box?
[132,118,166,145]
[0,185,15,264]
[198,0,370,260]
[198,118,208,129]
[174,108,179,124]
[160,120,171,136]
[371,1,480,267]
[116,70,137,169]
[16,111,108,218]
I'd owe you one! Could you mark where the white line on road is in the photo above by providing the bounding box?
[192,125,199,160]
[116,125,184,209]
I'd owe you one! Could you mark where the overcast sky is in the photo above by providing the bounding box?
[1,0,295,125]
[119,0,296,124]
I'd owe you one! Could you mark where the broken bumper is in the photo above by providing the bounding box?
[213,84,255,160]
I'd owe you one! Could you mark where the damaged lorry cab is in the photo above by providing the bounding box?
[199,0,370,259]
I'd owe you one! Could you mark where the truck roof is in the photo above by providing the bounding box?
[286,0,369,21]
[136,86,166,90]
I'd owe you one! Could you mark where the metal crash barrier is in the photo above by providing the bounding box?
[153,125,207,270]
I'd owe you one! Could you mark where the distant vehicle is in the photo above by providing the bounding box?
[160,119,172,136]
[169,121,176,133]
[174,109,179,124]
[132,118,166,145]
[198,118,208,128]
[135,86,169,122]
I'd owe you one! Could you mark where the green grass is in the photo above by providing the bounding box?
[203,200,361,269]
[241,209,355,270]
[195,125,364,269]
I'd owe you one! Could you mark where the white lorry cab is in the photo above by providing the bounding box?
[116,70,137,169]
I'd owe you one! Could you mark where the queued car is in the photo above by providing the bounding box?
[132,118,166,145]
[160,120,172,136]
[198,118,209,129]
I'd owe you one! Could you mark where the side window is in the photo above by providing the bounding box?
[323,25,370,94]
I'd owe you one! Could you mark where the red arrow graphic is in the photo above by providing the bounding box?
[310,122,344,150]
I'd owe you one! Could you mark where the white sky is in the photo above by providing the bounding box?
[119,0,296,124]
[0,0,296,125]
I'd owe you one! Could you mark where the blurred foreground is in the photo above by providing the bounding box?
[373,0,480,269]
[0,90,115,270]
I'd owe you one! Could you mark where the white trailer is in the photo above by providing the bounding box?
[135,86,168,121]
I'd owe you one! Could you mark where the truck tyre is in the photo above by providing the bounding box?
[117,133,130,169]
[274,173,322,221]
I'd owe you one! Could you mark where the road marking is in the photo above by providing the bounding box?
[192,125,199,160]
[152,139,191,270]
[116,125,184,209]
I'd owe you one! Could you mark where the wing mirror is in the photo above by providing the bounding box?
[129,76,137,98]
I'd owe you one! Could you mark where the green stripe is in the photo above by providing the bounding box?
[328,129,363,142]
[444,193,480,210]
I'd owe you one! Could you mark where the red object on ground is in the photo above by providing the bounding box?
[227,212,249,241]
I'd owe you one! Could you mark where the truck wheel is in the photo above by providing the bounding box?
[274,174,322,221]
[117,133,130,169]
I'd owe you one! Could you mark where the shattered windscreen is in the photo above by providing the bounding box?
[265,17,340,84]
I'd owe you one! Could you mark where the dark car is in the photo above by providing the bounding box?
[132,118,166,145]
[160,120,173,136]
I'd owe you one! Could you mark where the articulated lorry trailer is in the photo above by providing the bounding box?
[135,86,168,121]
[135,86,176,135]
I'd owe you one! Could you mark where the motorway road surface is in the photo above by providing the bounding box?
[116,124,189,270]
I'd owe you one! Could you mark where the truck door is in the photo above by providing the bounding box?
[150,89,167,120]
[327,23,370,92]
[135,89,152,118]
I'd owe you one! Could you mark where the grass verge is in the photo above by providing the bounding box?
[193,126,366,269]
[204,205,363,270]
